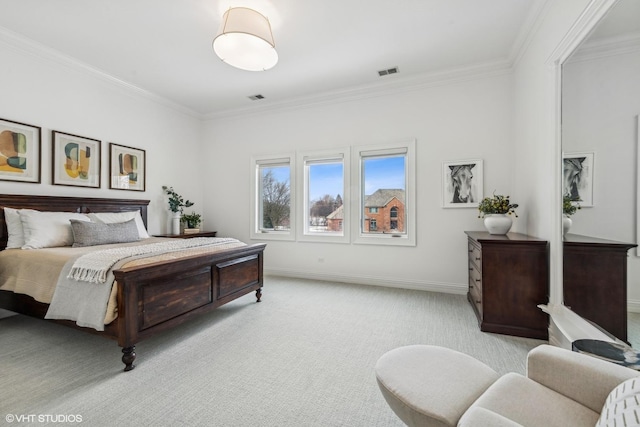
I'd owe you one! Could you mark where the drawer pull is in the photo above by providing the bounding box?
[468,268,473,271]
[468,249,473,253]
[475,299,481,304]
[475,279,481,282]
[469,285,474,289]
[475,257,481,261]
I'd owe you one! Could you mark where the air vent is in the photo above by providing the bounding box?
[378,67,399,77]
[248,94,265,100]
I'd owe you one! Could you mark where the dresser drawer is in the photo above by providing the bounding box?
[469,285,483,317]
[468,241,482,271]
[468,265,482,293]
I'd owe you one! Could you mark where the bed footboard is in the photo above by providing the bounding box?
[113,243,266,371]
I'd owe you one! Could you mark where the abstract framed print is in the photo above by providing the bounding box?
[109,143,146,191]
[442,159,483,208]
[52,130,101,188]
[0,118,41,183]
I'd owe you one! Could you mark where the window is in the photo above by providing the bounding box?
[352,140,416,246]
[297,149,349,243]
[251,140,414,246]
[251,154,295,241]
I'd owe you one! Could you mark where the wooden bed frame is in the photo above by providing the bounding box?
[0,194,266,371]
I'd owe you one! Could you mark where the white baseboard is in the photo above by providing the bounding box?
[629,299,640,313]
[263,268,468,295]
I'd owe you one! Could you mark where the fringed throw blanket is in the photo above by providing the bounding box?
[68,237,239,283]
[45,237,245,331]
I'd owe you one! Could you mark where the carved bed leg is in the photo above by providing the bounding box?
[256,288,262,302]
[122,346,136,371]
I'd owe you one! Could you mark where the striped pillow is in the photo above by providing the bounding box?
[597,377,640,427]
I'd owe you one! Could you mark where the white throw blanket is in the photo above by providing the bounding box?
[45,237,244,331]
[68,237,239,283]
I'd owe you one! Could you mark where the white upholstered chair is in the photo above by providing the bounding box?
[375,344,640,426]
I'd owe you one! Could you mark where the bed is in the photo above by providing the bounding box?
[0,194,266,371]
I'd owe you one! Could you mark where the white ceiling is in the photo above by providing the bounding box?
[0,0,544,117]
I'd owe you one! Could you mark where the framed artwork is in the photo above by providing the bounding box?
[442,159,483,208]
[0,118,41,183]
[52,131,101,188]
[562,151,594,207]
[109,143,146,191]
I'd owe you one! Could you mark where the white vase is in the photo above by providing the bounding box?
[483,214,513,235]
[171,212,181,235]
[562,215,572,236]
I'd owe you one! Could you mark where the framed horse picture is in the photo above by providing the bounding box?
[563,151,594,207]
[442,159,483,208]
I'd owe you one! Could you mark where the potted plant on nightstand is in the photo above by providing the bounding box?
[162,186,194,235]
[181,212,202,234]
[478,193,518,235]
[563,195,580,236]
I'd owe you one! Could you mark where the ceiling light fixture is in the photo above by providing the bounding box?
[212,7,278,72]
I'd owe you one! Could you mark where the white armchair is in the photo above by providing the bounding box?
[375,344,640,427]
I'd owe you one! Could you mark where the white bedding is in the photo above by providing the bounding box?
[0,237,247,331]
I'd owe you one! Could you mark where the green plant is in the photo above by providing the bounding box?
[181,212,202,228]
[563,196,581,216]
[162,186,194,213]
[478,193,518,218]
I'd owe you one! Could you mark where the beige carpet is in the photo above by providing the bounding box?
[1,276,545,426]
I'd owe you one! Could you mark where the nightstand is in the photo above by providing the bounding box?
[154,231,217,239]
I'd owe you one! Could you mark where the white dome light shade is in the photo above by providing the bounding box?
[213,7,278,71]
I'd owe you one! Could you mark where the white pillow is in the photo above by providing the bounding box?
[4,207,37,249]
[20,210,90,249]
[597,377,640,427]
[87,211,150,239]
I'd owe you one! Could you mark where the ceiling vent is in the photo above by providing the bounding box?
[378,67,399,77]
[248,94,265,100]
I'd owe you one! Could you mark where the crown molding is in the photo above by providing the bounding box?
[509,0,552,67]
[566,31,640,64]
[0,26,203,120]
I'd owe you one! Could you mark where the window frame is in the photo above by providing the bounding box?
[351,139,416,246]
[296,148,350,244]
[250,153,296,241]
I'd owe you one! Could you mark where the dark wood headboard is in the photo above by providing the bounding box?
[0,194,150,250]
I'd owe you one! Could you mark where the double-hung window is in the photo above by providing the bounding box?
[352,139,416,246]
[250,154,295,241]
[297,148,349,243]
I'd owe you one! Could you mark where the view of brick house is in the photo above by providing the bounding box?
[326,205,343,231]
[325,189,405,233]
[363,189,405,233]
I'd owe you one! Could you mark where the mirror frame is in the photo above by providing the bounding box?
[541,0,619,346]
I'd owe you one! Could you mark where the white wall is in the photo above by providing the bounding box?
[202,73,515,292]
[0,37,204,235]
[563,47,640,305]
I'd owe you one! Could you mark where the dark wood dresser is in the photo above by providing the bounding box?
[563,234,636,342]
[465,231,549,339]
